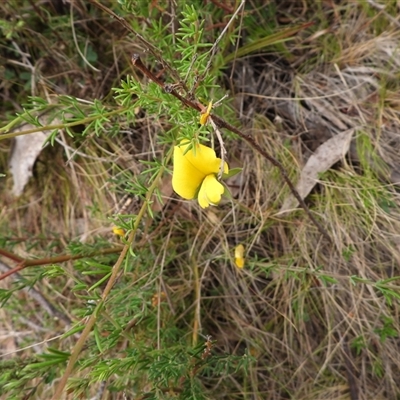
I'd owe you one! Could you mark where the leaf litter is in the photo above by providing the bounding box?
[279,128,354,213]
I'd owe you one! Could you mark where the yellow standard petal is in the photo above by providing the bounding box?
[172,144,206,199]
[197,174,225,209]
[181,141,228,175]
[172,141,228,201]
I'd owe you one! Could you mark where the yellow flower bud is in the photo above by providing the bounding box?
[199,101,213,125]
[234,244,245,269]
[112,226,125,237]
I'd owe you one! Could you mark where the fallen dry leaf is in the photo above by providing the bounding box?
[8,114,69,197]
[279,129,354,213]
[9,127,50,196]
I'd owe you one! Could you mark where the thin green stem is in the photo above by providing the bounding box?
[0,107,128,140]
[51,161,168,399]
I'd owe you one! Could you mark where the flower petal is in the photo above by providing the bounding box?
[197,174,225,209]
[172,145,205,199]
[178,141,228,176]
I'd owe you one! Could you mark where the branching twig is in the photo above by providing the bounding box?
[130,54,331,243]
[0,246,124,282]
[0,107,128,138]
[131,54,202,111]
[0,260,71,325]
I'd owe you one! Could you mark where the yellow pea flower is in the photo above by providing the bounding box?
[234,244,245,269]
[172,140,228,208]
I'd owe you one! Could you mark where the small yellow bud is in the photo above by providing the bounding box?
[112,226,125,237]
[234,244,245,269]
[151,291,166,307]
[199,101,213,125]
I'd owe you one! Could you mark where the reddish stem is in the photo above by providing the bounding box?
[0,246,124,281]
